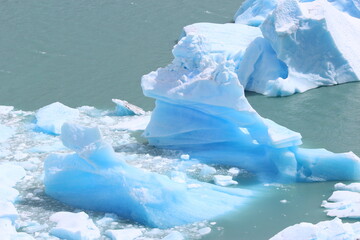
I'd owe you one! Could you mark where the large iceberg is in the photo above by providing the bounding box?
[142,15,360,182]
[44,123,254,228]
[229,0,360,96]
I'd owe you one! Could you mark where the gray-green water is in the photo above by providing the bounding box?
[1,0,360,239]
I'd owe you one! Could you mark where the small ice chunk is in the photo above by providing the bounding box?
[0,105,14,115]
[0,163,26,187]
[0,186,19,203]
[280,199,288,204]
[213,175,238,187]
[228,167,240,176]
[49,211,100,240]
[0,201,18,222]
[112,99,145,116]
[198,227,212,236]
[0,124,14,143]
[105,228,143,240]
[270,217,360,240]
[180,154,190,160]
[96,213,118,226]
[200,165,217,177]
[335,182,360,192]
[162,231,184,240]
[35,102,79,135]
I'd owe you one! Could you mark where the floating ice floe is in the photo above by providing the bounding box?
[270,217,360,240]
[35,102,79,135]
[44,123,254,228]
[0,163,34,239]
[111,99,145,116]
[141,13,360,182]
[322,182,360,218]
[49,211,100,240]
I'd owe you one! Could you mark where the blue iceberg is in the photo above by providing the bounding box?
[44,123,254,228]
[141,11,360,182]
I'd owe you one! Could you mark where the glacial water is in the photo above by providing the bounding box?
[1,0,360,239]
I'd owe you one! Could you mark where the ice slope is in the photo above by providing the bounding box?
[142,21,360,182]
[44,123,254,228]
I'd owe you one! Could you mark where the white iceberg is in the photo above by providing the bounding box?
[256,0,360,96]
[141,20,360,182]
[35,102,79,135]
[0,124,14,143]
[49,211,100,240]
[44,123,254,228]
[322,182,360,218]
[270,217,360,240]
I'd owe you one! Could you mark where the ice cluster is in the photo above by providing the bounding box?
[142,0,360,182]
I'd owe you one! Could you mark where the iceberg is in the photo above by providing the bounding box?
[256,0,360,96]
[35,102,79,135]
[234,0,360,96]
[270,217,360,240]
[142,19,360,182]
[44,123,254,228]
[322,182,360,218]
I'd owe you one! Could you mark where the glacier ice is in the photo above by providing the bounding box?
[270,217,360,240]
[44,123,255,228]
[322,182,360,218]
[142,19,360,182]
[35,102,79,135]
